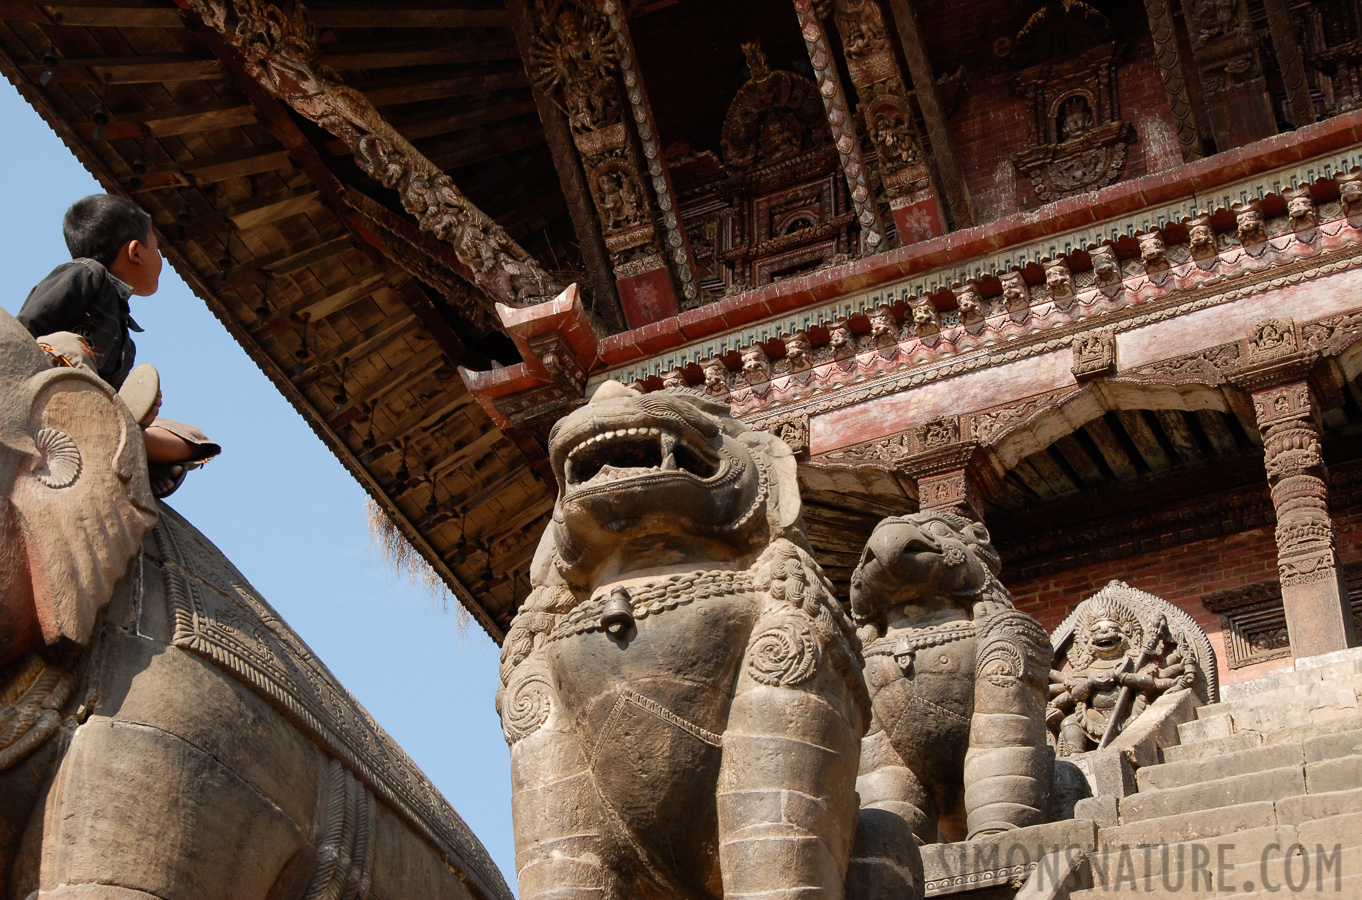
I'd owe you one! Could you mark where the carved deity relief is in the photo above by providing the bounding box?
[1246,316,1298,362]
[497,383,868,900]
[1179,0,1273,146]
[827,0,932,206]
[1047,581,1217,755]
[721,43,830,170]
[529,0,662,276]
[1011,3,1132,202]
[1072,329,1116,379]
[849,512,1054,847]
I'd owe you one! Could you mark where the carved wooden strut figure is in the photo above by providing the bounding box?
[497,381,868,900]
[0,309,510,900]
[848,512,1053,864]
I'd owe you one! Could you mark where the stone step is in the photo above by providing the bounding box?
[1162,730,1265,764]
[1219,648,1362,703]
[1275,787,1362,826]
[1099,801,1278,848]
[1195,676,1362,724]
[1176,688,1362,746]
[1119,766,1305,824]
[1137,743,1305,792]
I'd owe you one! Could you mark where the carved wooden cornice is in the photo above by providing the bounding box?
[599,139,1362,389]
[180,0,560,311]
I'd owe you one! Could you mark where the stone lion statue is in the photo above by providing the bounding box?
[0,309,509,900]
[498,381,869,900]
[849,511,1054,855]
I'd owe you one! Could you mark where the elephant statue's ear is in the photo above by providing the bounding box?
[2,314,157,647]
[737,428,802,535]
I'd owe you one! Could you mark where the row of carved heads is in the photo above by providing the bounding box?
[651,174,1362,393]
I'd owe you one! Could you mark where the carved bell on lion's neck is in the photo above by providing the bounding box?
[601,586,634,635]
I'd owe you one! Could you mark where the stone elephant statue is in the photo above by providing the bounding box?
[497,382,870,900]
[847,511,1053,877]
[0,309,510,900]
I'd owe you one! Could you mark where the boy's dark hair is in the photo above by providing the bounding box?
[62,194,153,267]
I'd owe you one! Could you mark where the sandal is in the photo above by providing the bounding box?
[149,463,188,499]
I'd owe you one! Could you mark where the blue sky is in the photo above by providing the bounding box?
[1,85,517,888]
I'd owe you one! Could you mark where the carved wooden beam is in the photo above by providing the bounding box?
[600,0,701,310]
[1261,0,1315,128]
[505,0,622,330]
[827,0,949,244]
[793,0,886,253]
[179,0,561,309]
[884,0,974,228]
[1139,0,1202,161]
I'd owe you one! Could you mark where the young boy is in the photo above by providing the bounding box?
[18,194,218,496]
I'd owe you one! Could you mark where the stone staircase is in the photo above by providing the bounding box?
[1064,647,1362,899]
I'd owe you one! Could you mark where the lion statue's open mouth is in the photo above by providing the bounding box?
[544,382,791,587]
[560,417,722,493]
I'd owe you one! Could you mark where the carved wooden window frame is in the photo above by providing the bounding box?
[1203,563,1362,669]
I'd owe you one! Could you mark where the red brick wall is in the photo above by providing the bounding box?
[1010,511,1362,689]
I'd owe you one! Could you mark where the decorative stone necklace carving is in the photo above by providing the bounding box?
[864,619,975,676]
[0,650,81,772]
[546,569,756,644]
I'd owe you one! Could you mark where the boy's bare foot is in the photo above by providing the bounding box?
[149,463,186,498]
[119,363,160,426]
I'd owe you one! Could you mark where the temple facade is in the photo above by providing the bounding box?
[5,0,1361,679]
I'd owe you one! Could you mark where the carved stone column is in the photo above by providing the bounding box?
[884,0,973,227]
[527,0,692,328]
[826,0,948,244]
[1235,320,1358,658]
[793,0,887,253]
[1179,0,1276,148]
[1140,0,1203,161]
[897,419,999,522]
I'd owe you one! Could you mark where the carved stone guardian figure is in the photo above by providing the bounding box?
[0,310,510,900]
[1047,580,1218,755]
[497,382,868,899]
[848,511,1054,852]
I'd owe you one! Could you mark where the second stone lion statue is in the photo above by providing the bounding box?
[497,381,869,900]
[849,511,1054,852]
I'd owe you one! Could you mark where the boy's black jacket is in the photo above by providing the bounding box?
[18,258,142,387]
